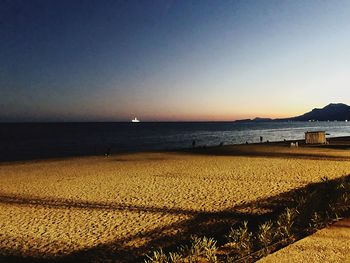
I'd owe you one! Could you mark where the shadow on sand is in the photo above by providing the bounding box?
[1,174,349,262]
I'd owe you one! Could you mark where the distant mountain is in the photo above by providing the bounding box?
[285,103,350,121]
[253,117,273,122]
[235,103,350,122]
[235,117,273,123]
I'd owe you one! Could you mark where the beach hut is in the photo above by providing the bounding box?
[305,131,326,144]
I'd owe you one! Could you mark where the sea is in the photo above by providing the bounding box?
[1,121,350,162]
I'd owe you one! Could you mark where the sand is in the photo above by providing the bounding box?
[0,144,350,261]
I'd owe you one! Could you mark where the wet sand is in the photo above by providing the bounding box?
[1,143,350,261]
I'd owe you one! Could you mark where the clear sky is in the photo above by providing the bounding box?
[1,0,350,121]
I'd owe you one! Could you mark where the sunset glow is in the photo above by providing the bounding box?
[1,0,350,121]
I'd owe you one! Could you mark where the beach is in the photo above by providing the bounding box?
[1,142,350,261]
[3,0,350,261]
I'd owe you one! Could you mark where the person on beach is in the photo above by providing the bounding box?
[192,140,196,148]
[260,136,263,143]
[105,146,111,157]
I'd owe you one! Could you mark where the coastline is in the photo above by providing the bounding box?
[1,135,350,164]
[1,121,350,163]
[1,140,350,261]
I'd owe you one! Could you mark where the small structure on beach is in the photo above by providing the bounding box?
[305,131,326,144]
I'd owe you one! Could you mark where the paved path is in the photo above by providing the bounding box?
[260,219,350,263]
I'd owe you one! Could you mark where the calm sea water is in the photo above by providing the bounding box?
[1,122,350,161]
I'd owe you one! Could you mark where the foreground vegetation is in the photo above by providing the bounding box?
[145,175,350,262]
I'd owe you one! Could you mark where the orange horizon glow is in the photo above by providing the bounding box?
[2,1,350,122]
[120,109,309,122]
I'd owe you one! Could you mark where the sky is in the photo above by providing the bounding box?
[1,0,350,122]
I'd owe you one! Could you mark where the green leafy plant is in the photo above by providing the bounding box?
[227,221,253,258]
[144,175,350,263]
[145,249,168,263]
[276,208,297,241]
[188,236,218,263]
[309,212,325,230]
[168,252,183,263]
[257,221,274,256]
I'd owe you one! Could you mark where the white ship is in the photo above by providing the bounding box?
[131,117,140,123]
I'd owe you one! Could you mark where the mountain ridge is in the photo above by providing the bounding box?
[236,103,350,122]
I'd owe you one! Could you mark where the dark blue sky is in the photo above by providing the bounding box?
[1,0,350,121]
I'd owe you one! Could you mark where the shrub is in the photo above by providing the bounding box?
[276,208,297,241]
[188,236,218,263]
[227,221,253,258]
[145,249,168,263]
[168,252,183,263]
[257,221,274,256]
[309,212,325,230]
[145,175,350,263]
